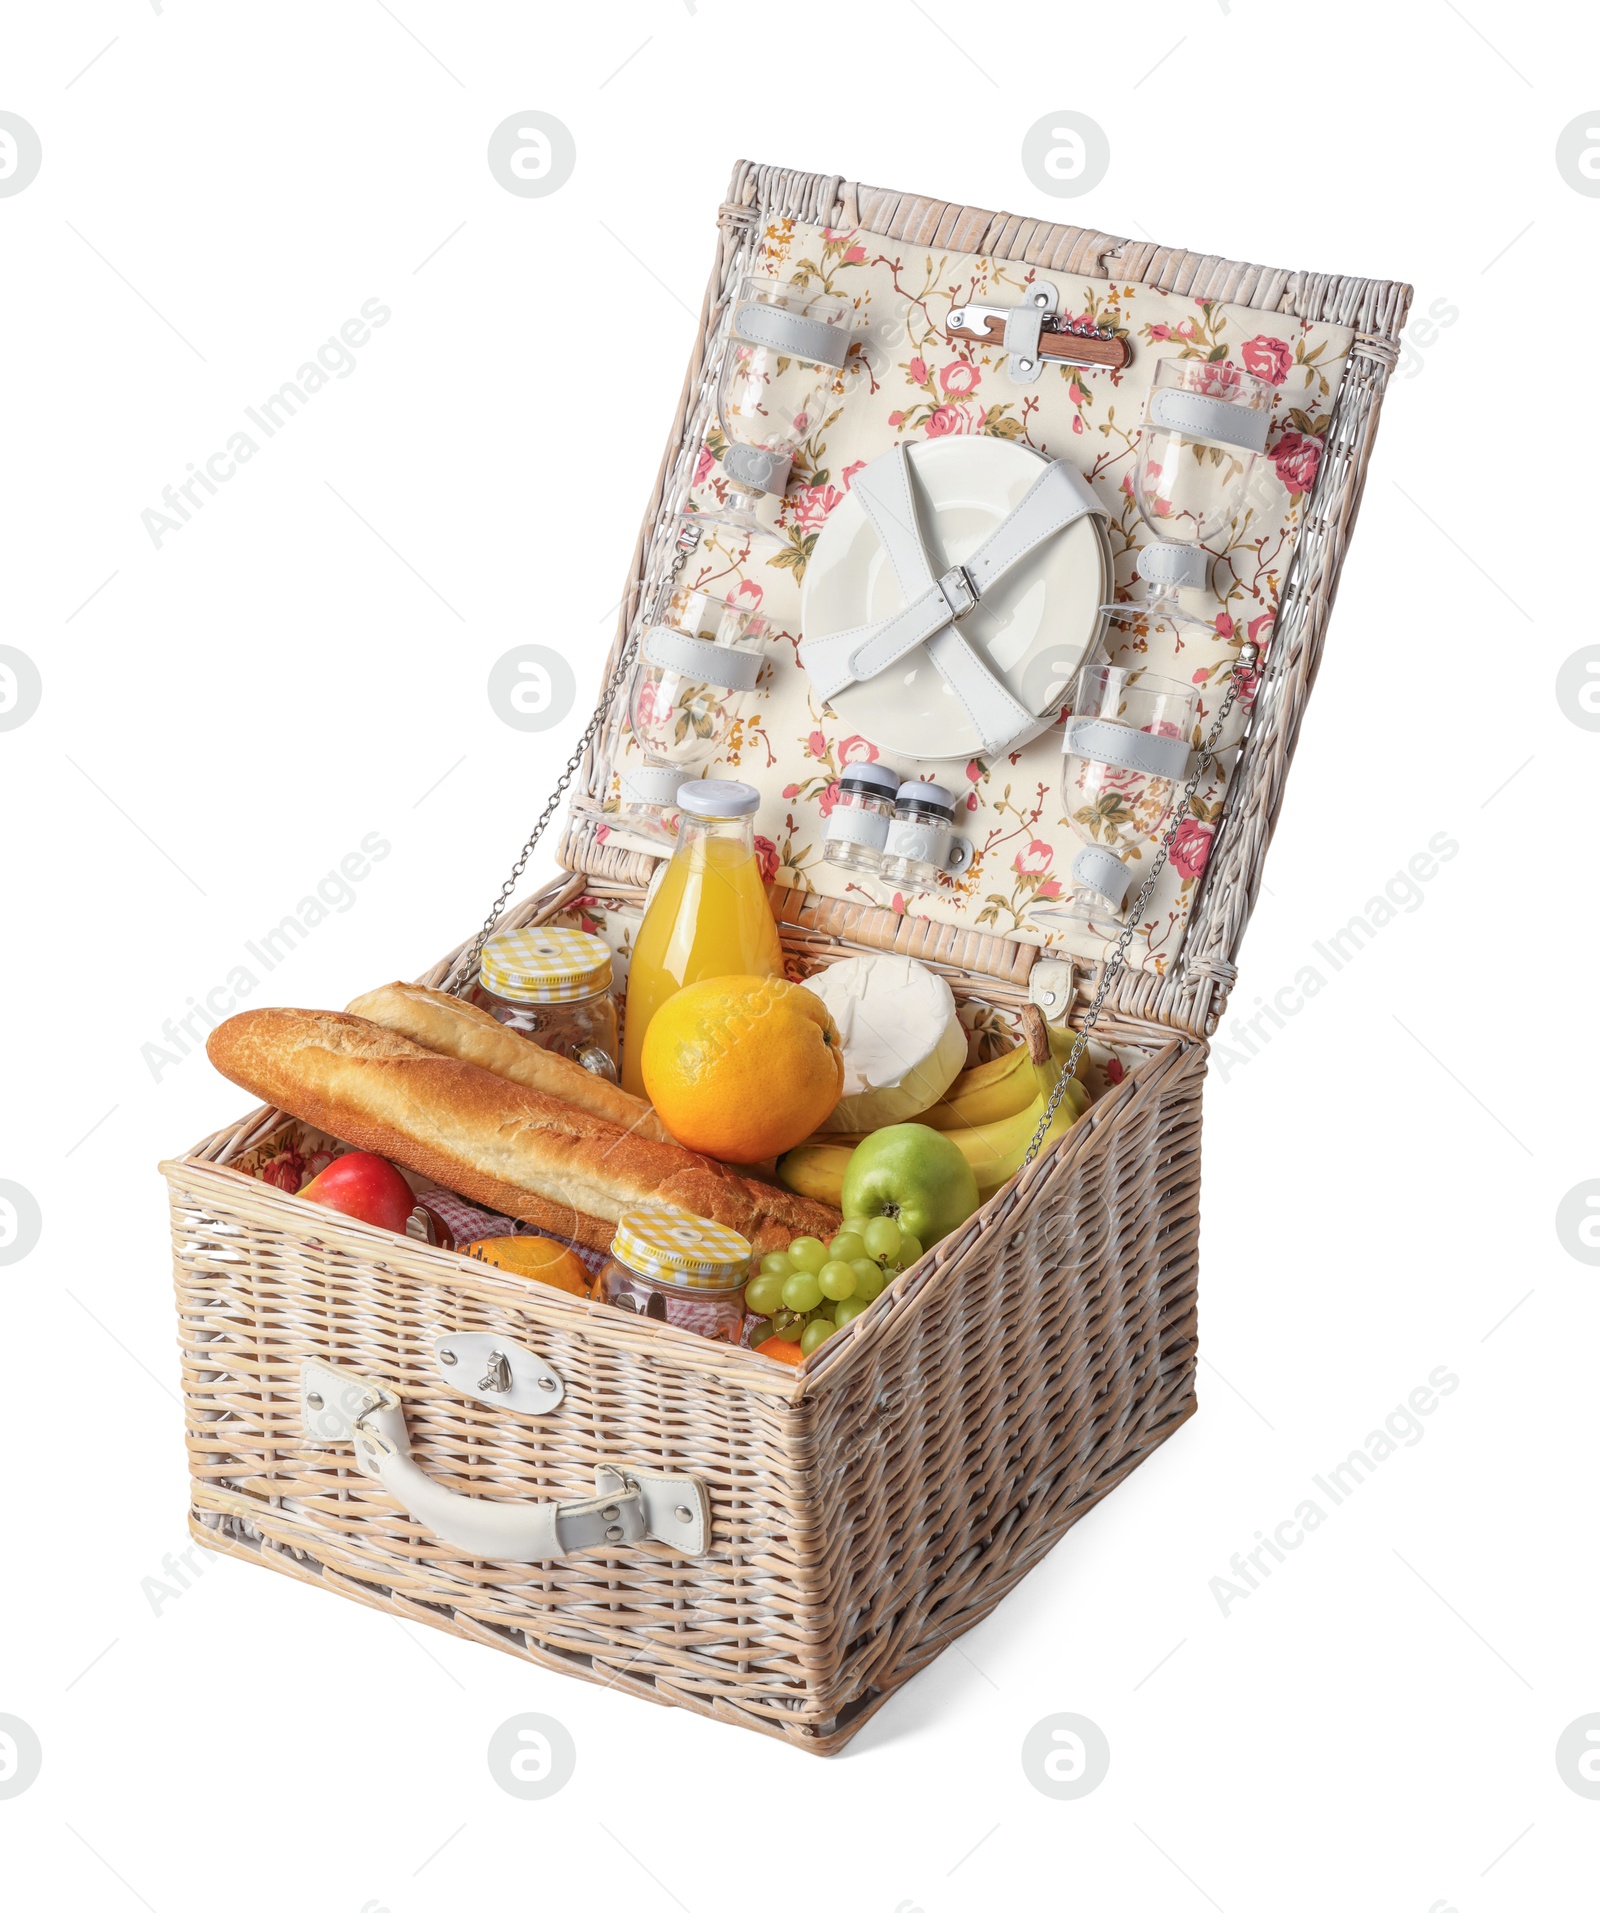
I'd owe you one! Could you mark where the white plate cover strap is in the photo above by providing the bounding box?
[799,444,1106,758]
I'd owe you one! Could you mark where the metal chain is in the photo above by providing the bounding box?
[450,528,702,997]
[1020,654,1252,1168]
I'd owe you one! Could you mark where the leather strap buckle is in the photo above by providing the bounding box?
[937,564,979,621]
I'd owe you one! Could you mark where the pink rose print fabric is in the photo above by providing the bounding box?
[592,218,1354,978]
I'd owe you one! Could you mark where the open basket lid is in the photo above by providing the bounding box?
[548,162,1410,1041]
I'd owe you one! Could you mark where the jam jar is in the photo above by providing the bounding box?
[594,1206,752,1344]
[473,927,620,1080]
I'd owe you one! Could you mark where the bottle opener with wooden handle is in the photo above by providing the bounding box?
[946,301,1131,372]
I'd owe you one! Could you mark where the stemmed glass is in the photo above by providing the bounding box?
[617,578,767,844]
[1128,356,1276,610]
[1033,663,1200,926]
[700,277,855,541]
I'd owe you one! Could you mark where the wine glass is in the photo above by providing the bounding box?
[1033,663,1200,926]
[702,277,855,540]
[617,581,768,843]
[1130,357,1276,607]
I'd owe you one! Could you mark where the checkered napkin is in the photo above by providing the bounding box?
[416,1183,609,1275]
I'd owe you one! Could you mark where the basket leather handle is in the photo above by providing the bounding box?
[301,1361,709,1562]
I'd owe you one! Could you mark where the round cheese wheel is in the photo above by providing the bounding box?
[808,955,967,1135]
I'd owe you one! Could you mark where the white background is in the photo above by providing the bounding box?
[2,4,1596,1909]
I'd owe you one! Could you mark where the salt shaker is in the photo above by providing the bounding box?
[879,781,971,892]
[822,761,900,874]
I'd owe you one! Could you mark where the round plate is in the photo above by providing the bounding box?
[800,437,1110,762]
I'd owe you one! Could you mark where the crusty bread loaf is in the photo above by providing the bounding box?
[206,1007,840,1254]
[346,980,671,1144]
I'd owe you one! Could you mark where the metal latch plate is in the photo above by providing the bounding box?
[434,1333,565,1415]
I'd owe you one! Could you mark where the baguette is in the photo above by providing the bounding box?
[347,980,671,1144]
[206,1007,841,1254]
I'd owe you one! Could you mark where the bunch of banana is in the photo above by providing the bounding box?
[778,1033,1094,1206]
[921,1035,1089,1132]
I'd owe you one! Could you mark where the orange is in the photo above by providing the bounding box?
[640,974,844,1164]
[467,1234,591,1296]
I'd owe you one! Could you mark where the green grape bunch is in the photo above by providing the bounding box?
[744,1221,921,1356]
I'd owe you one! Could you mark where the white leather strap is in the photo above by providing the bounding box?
[1146,386,1270,455]
[620,766,688,808]
[852,437,933,600]
[1136,541,1209,590]
[723,443,791,494]
[1065,716,1193,781]
[1071,844,1133,906]
[798,444,1107,758]
[732,298,851,369]
[642,624,762,692]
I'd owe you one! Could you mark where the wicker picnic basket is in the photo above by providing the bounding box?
[160,160,1410,1753]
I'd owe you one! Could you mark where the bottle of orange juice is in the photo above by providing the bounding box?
[621,780,784,1098]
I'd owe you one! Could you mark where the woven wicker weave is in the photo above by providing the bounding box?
[161,160,1410,1752]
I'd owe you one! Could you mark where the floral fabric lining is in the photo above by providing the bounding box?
[598,218,1353,976]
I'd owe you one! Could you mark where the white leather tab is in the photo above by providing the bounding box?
[595,1464,708,1556]
[1065,716,1193,782]
[1071,844,1133,906]
[642,624,762,691]
[732,298,851,369]
[1000,282,1057,384]
[723,443,791,494]
[1146,386,1270,455]
[1028,956,1077,1019]
[620,766,689,808]
[1136,541,1209,590]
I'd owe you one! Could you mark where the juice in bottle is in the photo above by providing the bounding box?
[621,780,784,1098]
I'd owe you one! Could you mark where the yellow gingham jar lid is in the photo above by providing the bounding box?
[480,927,613,1003]
[610,1206,752,1291]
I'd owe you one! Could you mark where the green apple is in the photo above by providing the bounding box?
[840,1123,979,1249]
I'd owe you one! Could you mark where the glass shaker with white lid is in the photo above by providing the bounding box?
[879,780,971,892]
[823,761,900,873]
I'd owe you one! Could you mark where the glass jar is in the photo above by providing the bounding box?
[472,927,620,1080]
[823,761,900,873]
[880,780,959,892]
[593,1205,752,1344]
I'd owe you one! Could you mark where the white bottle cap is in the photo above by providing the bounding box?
[677,778,761,818]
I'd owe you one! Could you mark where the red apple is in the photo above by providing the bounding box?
[298,1151,414,1234]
